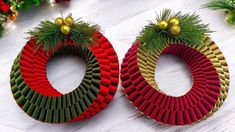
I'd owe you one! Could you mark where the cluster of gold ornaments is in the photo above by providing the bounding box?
[55,15,75,35]
[157,18,181,35]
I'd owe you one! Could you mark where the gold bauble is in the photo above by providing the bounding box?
[60,25,71,35]
[158,20,168,29]
[55,17,64,25]
[170,25,181,35]
[64,16,74,26]
[169,18,180,25]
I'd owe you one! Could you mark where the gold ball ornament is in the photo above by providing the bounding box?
[169,18,180,25]
[64,16,75,26]
[158,20,168,29]
[55,17,64,25]
[170,25,181,35]
[60,25,71,35]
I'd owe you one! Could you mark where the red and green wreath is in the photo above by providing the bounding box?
[121,9,230,125]
[10,14,119,123]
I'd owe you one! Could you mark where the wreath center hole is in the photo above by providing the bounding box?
[46,55,86,94]
[155,54,193,97]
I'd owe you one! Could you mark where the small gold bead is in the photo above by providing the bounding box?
[170,25,181,35]
[169,18,180,25]
[158,20,168,29]
[60,25,71,35]
[55,17,64,25]
[64,16,75,26]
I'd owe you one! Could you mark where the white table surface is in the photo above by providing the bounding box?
[1,0,235,132]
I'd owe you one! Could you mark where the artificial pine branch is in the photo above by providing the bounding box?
[70,20,99,46]
[28,16,100,50]
[203,0,235,11]
[138,9,211,53]
[203,0,235,25]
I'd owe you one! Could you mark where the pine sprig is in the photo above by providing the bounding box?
[138,9,211,53]
[70,20,99,46]
[203,0,235,25]
[203,0,235,11]
[28,16,100,50]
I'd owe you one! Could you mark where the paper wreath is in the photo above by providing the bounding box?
[121,9,229,125]
[10,15,119,123]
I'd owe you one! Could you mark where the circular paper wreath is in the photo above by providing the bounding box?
[10,14,119,123]
[121,9,230,125]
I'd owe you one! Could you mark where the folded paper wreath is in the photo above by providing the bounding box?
[10,14,119,123]
[121,9,230,125]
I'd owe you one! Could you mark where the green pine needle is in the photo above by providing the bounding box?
[203,0,235,25]
[28,17,100,50]
[70,20,100,47]
[138,9,212,53]
[203,0,235,11]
